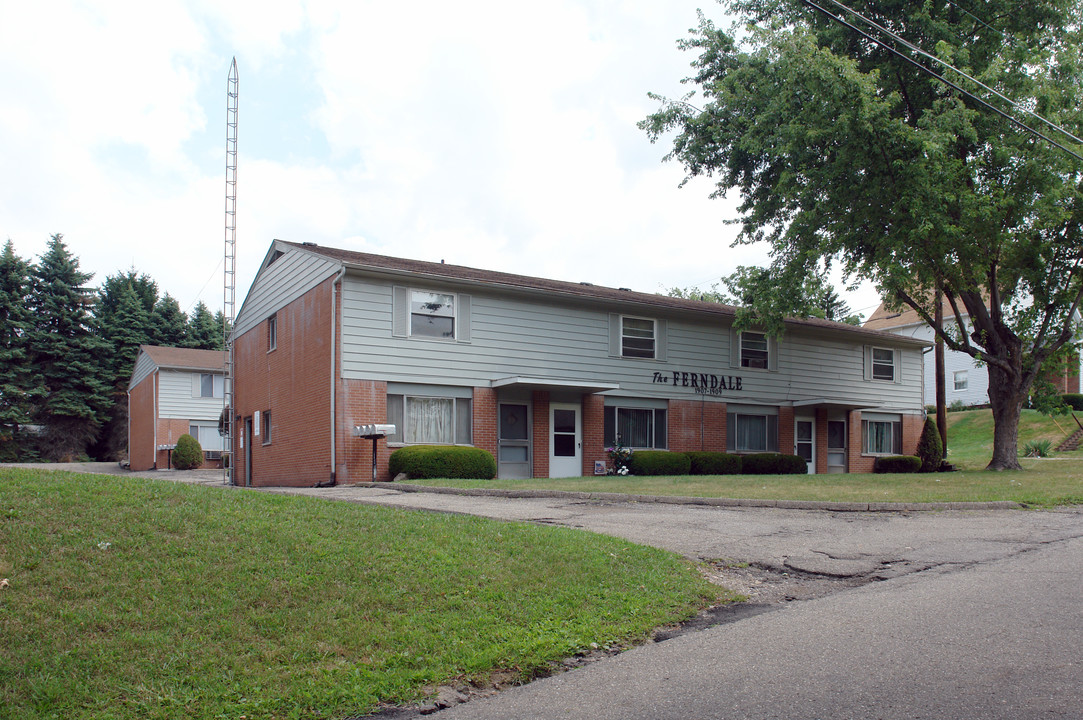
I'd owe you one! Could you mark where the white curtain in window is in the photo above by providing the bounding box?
[618,408,652,448]
[736,415,768,451]
[406,397,454,443]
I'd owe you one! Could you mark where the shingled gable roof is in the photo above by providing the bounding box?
[140,345,226,372]
[278,240,929,346]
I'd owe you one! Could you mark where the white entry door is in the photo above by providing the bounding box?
[795,418,815,474]
[549,403,582,478]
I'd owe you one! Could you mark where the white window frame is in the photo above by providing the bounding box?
[604,406,667,449]
[409,290,456,340]
[194,373,224,399]
[267,314,277,352]
[862,419,902,455]
[727,411,780,452]
[954,370,968,391]
[188,421,223,452]
[740,331,770,369]
[386,393,472,446]
[620,316,656,359]
[871,347,895,381]
[261,410,272,445]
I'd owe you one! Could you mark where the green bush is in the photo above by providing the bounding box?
[873,455,921,473]
[684,451,743,475]
[916,417,944,473]
[741,453,807,475]
[626,450,691,476]
[1062,394,1083,411]
[171,434,204,470]
[388,445,496,480]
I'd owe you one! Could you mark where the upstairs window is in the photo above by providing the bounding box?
[621,317,655,359]
[740,331,769,369]
[954,370,968,391]
[267,313,277,352]
[195,373,224,398]
[410,291,455,339]
[872,347,895,381]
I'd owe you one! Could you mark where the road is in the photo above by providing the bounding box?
[271,485,1081,720]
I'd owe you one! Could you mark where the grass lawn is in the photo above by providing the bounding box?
[0,469,726,720]
[417,409,1083,507]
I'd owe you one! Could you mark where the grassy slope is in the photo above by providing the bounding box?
[0,470,724,720]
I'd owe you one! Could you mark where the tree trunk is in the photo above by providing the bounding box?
[986,364,1026,471]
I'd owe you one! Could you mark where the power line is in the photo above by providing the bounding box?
[799,0,1083,163]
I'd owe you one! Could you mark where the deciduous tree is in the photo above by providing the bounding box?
[642,0,1083,469]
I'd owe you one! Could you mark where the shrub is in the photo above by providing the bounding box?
[388,445,496,480]
[1021,439,1053,458]
[873,455,921,473]
[1062,394,1083,411]
[741,453,807,475]
[172,434,204,470]
[916,417,944,473]
[684,451,742,475]
[626,450,691,476]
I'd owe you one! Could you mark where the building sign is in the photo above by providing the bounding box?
[652,371,743,396]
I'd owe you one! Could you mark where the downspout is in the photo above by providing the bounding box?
[320,268,347,487]
[152,370,159,469]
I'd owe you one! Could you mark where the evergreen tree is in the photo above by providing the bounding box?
[0,240,36,459]
[93,280,154,460]
[98,268,158,319]
[27,234,112,461]
[213,309,231,350]
[150,293,188,347]
[186,301,221,350]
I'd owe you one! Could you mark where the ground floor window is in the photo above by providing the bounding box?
[188,421,224,452]
[727,412,779,452]
[862,418,902,455]
[604,406,667,449]
[387,394,472,445]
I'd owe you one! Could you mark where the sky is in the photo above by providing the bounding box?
[0,0,883,321]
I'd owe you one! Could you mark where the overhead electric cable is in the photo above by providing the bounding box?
[799,0,1083,163]
[820,0,1083,147]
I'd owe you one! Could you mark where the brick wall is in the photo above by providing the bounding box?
[338,378,390,482]
[814,407,830,474]
[472,387,498,461]
[778,406,795,457]
[666,399,727,453]
[128,374,157,471]
[532,391,550,478]
[847,411,875,474]
[233,279,334,487]
[582,394,606,475]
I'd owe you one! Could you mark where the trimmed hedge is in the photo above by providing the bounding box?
[1063,393,1083,411]
[740,453,807,475]
[873,455,922,473]
[172,433,204,470]
[388,445,496,480]
[627,450,692,477]
[684,451,743,475]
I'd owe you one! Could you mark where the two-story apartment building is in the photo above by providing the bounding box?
[127,345,227,471]
[230,241,930,487]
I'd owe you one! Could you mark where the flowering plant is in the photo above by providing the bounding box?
[605,439,632,476]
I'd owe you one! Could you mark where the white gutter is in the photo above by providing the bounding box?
[329,267,346,483]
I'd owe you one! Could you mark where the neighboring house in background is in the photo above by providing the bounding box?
[229,240,930,487]
[127,345,228,471]
[864,301,1080,407]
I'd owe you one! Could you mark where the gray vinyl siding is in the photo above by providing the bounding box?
[157,370,224,421]
[339,275,924,410]
[234,245,341,337]
[128,351,158,391]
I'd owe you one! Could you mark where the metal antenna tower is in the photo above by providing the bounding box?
[223,57,238,486]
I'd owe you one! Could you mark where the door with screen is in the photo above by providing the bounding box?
[827,420,847,473]
[498,403,531,479]
[549,403,581,478]
[795,418,815,474]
